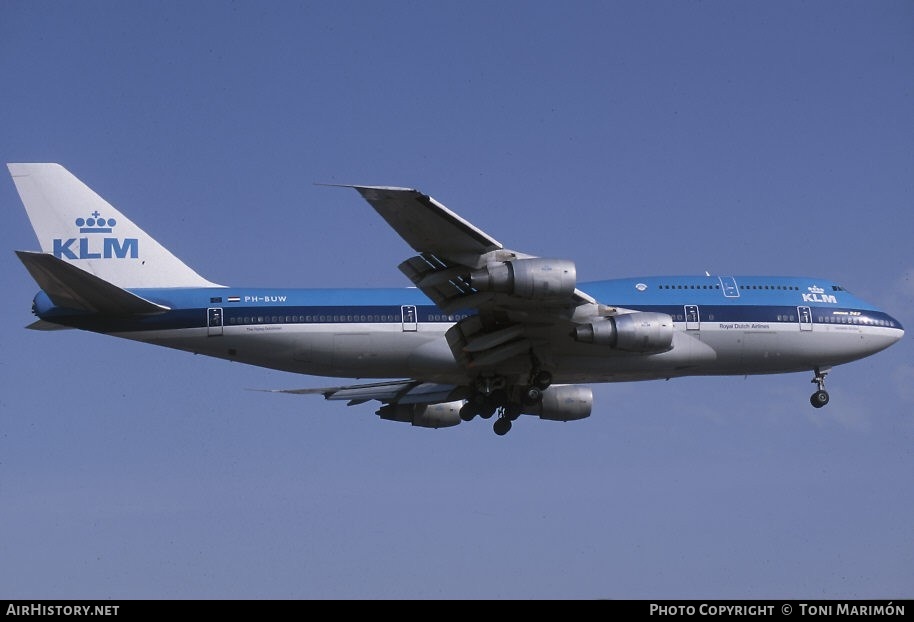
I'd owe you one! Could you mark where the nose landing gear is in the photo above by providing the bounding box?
[810,367,830,408]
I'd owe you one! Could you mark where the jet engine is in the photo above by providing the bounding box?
[376,401,463,428]
[573,311,673,353]
[530,385,593,422]
[470,258,576,299]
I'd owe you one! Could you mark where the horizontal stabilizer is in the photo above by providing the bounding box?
[16,251,170,314]
[26,319,72,331]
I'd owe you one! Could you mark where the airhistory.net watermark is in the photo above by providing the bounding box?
[5,604,119,616]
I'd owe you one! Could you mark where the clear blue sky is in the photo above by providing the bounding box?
[1,1,912,600]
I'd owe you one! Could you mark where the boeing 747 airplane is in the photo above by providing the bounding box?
[9,163,904,435]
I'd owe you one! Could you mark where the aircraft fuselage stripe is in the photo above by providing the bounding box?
[39,302,901,333]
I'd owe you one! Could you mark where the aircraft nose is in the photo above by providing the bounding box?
[890,316,904,342]
[857,312,905,359]
[881,313,904,347]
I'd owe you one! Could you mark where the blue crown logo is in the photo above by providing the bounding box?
[75,211,117,234]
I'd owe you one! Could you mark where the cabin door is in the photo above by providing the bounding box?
[797,306,813,331]
[684,305,700,330]
[401,305,418,332]
[207,307,224,336]
[717,276,740,298]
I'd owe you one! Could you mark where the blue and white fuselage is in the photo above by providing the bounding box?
[32,275,902,384]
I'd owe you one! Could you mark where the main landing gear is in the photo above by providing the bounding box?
[458,370,553,436]
[459,389,517,435]
[810,367,830,408]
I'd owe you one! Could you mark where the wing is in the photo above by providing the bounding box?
[258,379,470,429]
[339,185,607,376]
[341,185,596,312]
[336,185,503,268]
[263,378,594,433]
[260,379,465,406]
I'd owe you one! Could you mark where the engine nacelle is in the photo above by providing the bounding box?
[574,312,674,353]
[470,258,576,299]
[532,385,593,422]
[376,401,463,429]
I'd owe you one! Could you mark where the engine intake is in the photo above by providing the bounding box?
[471,258,576,299]
[376,401,463,428]
[574,312,673,353]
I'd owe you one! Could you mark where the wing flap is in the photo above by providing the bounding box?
[397,253,483,311]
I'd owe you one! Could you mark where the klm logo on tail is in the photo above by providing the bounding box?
[53,211,138,260]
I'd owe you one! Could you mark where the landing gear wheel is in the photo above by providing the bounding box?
[461,393,489,421]
[521,386,542,405]
[493,417,512,436]
[810,390,829,408]
[809,367,831,409]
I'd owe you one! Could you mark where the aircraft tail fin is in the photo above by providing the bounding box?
[16,250,170,314]
[8,163,221,289]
